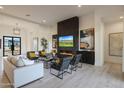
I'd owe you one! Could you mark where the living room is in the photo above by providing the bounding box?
[0,4,124,89]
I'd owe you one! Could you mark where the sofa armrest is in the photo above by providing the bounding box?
[3,58,16,83]
[13,62,44,87]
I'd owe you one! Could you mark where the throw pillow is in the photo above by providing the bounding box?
[56,58,60,64]
[29,53,36,58]
[22,58,34,66]
[16,57,25,67]
[41,51,46,56]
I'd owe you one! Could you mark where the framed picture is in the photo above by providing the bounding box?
[109,32,123,57]
[52,39,57,48]
[80,28,95,50]
[52,35,57,48]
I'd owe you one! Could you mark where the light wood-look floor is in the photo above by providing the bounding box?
[0,62,124,88]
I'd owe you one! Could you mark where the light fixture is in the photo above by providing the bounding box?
[120,16,124,19]
[42,20,46,23]
[0,6,3,9]
[78,5,82,8]
[13,23,21,35]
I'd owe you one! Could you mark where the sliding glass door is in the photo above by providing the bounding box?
[3,37,13,56]
[13,37,21,55]
[3,36,21,56]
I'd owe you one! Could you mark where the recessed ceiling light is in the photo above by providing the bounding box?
[0,6,3,9]
[78,5,82,8]
[42,20,46,23]
[120,16,124,19]
[26,14,31,17]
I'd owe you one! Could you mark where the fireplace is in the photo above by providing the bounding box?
[59,50,76,56]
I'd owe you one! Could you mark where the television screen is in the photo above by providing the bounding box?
[59,35,73,47]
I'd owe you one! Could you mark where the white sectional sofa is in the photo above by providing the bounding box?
[3,57,44,88]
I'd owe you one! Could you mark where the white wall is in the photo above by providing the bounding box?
[122,21,124,72]
[79,12,95,30]
[79,12,104,66]
[50,24,57,51]
[0,13,57,60]
[46,24,57,52]
[94,12,104,66]
[104,22,123,64]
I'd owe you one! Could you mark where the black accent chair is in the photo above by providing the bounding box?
[70,54,82,73]
[50,57,72,79]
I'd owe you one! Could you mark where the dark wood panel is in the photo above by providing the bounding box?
[57,16,79,52]
[77,51,95,65]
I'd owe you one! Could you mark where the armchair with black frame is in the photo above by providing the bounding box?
[50,57,72,79]
[39,50,47,58]
[27,51,39,60]
[70,54,82,74]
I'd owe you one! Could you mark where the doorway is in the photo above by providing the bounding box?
[3,36,21,56]
[104,22,123,65]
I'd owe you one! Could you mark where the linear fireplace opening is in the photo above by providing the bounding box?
[59,50,76,56]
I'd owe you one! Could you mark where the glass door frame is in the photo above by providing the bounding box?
[3,36,21,56]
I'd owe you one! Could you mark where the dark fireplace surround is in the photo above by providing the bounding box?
[56,16,95,65]
[57,16,79,54]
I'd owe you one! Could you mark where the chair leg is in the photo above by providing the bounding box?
[50,68,71,79]
[50,69,64,79]
[66,69,72,74]
[80,63,83,68]
[73,65,78,71]
[75,66,78,71]
[57,71,64,79]
[70,65,75,73]
[74,67,76,71]
[61,71,63,79]
[70,65,73,74]
[78,62,83,68]
[50,67,51,73]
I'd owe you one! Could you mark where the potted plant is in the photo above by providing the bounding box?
[40,37,48,51]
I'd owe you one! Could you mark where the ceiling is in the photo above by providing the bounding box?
[0,5,124,26]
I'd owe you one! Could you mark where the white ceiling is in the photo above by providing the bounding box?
[0,5,124,26]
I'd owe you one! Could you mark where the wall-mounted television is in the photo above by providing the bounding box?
[59,35,74,47]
